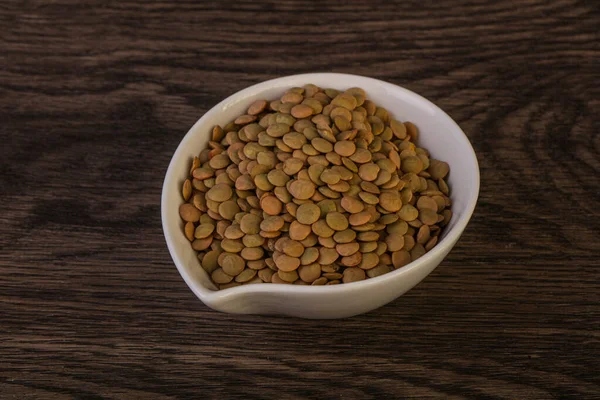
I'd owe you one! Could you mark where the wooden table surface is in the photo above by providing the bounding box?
[2,1,599,398]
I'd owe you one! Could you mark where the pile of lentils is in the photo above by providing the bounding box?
[178,85,452,289]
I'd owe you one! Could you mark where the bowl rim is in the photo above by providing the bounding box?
[161,72,480,301]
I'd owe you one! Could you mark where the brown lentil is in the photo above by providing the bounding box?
[178,85,451,288]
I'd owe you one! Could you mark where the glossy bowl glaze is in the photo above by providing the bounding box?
[162,73,479,318]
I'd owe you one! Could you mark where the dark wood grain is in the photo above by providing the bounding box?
[1,0,599,398]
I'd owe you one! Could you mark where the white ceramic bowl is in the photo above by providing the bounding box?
[162,73,479,319]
